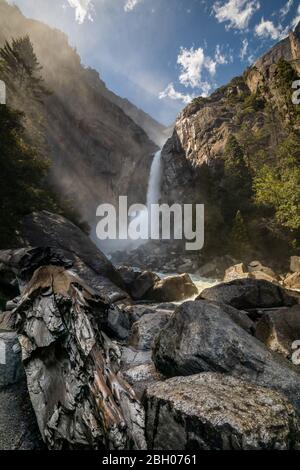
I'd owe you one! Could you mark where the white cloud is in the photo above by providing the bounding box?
[124,0,143,12]
[213,0,260,30]
[177,46,223,90]
[255,18,288,40]
[292,5,300,29]
[240,38,249,59]
[280,0,294,18]
[67,0,94,24]
[158,83,194,104]
[215,44,230,65]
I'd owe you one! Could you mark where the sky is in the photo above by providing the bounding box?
[6,0,300,125]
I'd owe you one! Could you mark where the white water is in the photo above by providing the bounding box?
[146,150,162,207]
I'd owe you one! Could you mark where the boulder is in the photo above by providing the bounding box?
[247,261,278,280]
[224,263,279,284]
[116,265,142,289]
[255,306,300,359]
[153,300,300,414]
[199,278,296,310]
[0,331,24,387]
[15,264,146,450]
[144,373,300,450]
[224,263,249,282]
[123,364,163,399]
[291,256,300,273]
[130,310,172,350]
[145,274,198,302]
[129,271,160,300]
[284,272,300,290]
[121,346,152,370]
[22,211,119,282]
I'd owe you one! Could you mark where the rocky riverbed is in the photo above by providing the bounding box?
[1,211,300,450]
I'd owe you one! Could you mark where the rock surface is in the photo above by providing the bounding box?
[153,300,300,413]
[144,373,300,450]
[15,264,146,450]
[145,274,198,302]
[130,310,172,350]
[255,306,300,359]
[199,279,296,310]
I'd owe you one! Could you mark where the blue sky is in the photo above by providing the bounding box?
[7,0,300,125]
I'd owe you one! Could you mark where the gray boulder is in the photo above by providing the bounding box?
[130,310,172,350]
[144,373,300,450]
[153,300,300,413]
[199,278,296,310]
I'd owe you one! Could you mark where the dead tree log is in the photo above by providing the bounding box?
[15,265,146,449]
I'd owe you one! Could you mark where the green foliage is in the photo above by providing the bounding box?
[254,132,300,231]
[220,135,252,221]
[274,58,300,123]
[0,104,60,247]
[228,210,250,257]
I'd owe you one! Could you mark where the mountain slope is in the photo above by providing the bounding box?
[161,23,300,264]
[0,0,160,224]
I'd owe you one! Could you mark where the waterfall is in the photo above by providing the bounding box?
[146,150,162,207]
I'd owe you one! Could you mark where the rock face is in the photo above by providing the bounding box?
[159,22,300,261]
[21,211,128,302]
[15,264,146,450]
[0,1,160,225]
[144,373,300,450]
[153,300,300,413]
[255,306,300,359]
[199,279,296,310]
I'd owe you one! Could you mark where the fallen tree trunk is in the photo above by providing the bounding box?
[15,265,146,449]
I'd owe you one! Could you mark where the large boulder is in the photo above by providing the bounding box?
[153,300,300,413]
[255,306,300,359]
[130,310,172,350]
[199,279,296,310]
[144,373,300,450]
[145,274,198,302]
[15,264,146,450]
[20,211,127,301]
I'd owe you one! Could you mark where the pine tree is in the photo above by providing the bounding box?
[0,36,50,101]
